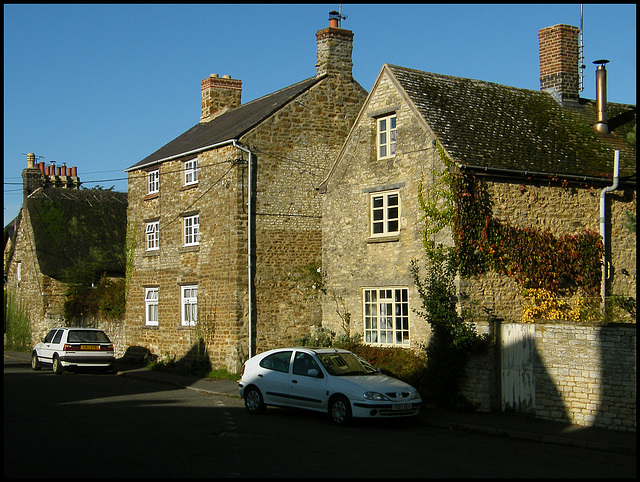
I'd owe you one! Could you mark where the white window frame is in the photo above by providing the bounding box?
[370,190,400,236]
[148,169,159,194]
[145,287,159,326]
[184,158,198,186]
[183,214,200,246]
[181,285,198,326]
[145,221,159,251]
[363,287,409,346]
[377,114,397,159]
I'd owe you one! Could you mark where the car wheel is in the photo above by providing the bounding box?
[244,386,266,414]
[329,395,352,425]
[31,352,41,371]
[52,355,64,375]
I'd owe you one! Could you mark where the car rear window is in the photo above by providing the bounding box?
[67,330,111,343]
[259,351,292,373]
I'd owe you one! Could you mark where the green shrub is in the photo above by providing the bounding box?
[4,290,32,352]
[411,258,492,410]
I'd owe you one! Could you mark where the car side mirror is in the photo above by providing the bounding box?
[307,368,322,378]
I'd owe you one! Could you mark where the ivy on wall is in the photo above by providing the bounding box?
[419,143,604,318]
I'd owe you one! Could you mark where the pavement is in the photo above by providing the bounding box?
[5,350,636,456]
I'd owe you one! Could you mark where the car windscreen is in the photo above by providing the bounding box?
[316,352,377,376]
[67,330,111,343]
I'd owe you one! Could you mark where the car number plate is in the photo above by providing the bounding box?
[80,345,99,350]
[393,403,411,411]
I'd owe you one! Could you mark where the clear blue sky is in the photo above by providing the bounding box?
[4,3,636,226]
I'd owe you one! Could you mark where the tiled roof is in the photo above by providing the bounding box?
[26,188,128,279]
[387,64,636,183]
[128,76,324,171]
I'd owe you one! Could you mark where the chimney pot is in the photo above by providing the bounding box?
[27,153,36,168]
[329,10,340,28]
[316,14,354,78]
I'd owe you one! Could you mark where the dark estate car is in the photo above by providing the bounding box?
[31,327,115,374]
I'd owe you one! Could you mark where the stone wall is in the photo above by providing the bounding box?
[124,76,366,372]
[124,145,249,372]
[5,207,128,355]
[322,70,443,346]
[462,321,636,431]
[5,208,66,347]
[461,178,637,324]
[534,322,636,431]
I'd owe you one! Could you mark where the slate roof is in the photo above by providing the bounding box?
[387,64,636,184]
[25,187,128,280]
[128,75,324,171]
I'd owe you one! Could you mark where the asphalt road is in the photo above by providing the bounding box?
[4,356,636,478]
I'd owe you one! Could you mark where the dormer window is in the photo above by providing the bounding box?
[377,114,397,159]
[184,158,198,186]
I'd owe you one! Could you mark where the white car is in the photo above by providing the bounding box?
[31,327,115,375]
[238,347,422,425]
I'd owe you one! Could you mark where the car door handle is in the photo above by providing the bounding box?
[291,379,298,384]
[258,374,263,378]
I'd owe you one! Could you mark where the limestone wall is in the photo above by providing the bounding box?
[124,76,366,372]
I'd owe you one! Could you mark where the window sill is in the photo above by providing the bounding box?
[179,245,200,253]
[180,182,198,191]
[367,235,399,244]
[143,193,159,201]
[143,250,159,257]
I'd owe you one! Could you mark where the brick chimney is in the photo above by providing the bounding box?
[22,153,80,197]
[316,11,354,78]
[200,74,242,122]
[538,24,580,104]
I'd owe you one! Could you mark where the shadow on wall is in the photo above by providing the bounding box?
[531,344,571,423]
[175,338,213,374]
[119,339,213,375]
[595,324,636,431]
[505,322,636,431]
[500,323,568,422]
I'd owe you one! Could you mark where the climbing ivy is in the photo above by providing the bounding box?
[419,142,604,317]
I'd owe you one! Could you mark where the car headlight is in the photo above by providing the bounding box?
[410,390,421,400]
[363,391,390,401]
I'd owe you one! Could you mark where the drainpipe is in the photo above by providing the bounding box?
[600,150,619,320]
[233,141,254,359]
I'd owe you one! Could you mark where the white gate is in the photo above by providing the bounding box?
[500,323,535,413]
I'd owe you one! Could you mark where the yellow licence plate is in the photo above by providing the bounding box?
[80,345,99,350]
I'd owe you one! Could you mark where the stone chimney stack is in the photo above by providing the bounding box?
[22,153,81,198]
[316,11,354,78]
[22,153,42,199]
[538,24,580,104]
[200,74,242,122]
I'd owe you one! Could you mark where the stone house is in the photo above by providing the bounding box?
[123,15,367,371]
[4,154,128,349]
[319,24,635,427]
